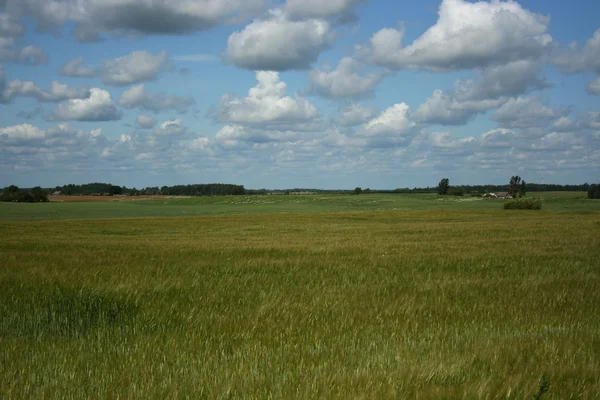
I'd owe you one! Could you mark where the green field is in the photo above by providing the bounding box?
[1,193,599,398]
[0,192,594,221]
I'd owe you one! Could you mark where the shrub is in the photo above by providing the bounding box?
[448,187,464,196]
[503,197,543,210]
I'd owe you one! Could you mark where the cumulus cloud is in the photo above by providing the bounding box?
[0,123,45,141]
[0,66,89,103]
[284,0,368,21]
[357,103,417,147]
[415,89,504,126]
[154,119,186,136]
[61,56,96,77]
[118,84,195,114]
[493,96,569,128]
[552,29,600,94]
[135,115,156,129]
[101,50,171,86]
[307,57,386,99]
[53,88,122,121]
[2,0,268,39]
[415,60,549,126]
[333,103,378,126]
[553,29,600,74]
[0,12,47,64]
[369,0,552,71]
[587,77,600,96]
[213,71,318,125]
[226,9,333,71]
[214,125,298,148]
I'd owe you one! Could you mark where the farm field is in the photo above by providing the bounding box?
[0,193,599,398]
[0,191,594,222]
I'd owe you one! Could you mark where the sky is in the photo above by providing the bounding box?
[0,0,599,190]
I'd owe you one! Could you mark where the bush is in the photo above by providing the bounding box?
[503,197,542,210]
[448,187,464,196]
[588,184,600,199]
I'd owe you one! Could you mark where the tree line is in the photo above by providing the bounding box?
[49,182,246,196]
[400,181,596,195]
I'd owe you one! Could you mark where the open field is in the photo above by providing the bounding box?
[0,192,595,222]
[1,194,599,398]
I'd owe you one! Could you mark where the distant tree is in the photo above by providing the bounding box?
[589,184,600,199]
[509,176,522,197]
[354,187,363,195]
[519,181,527,197]
[30,187,49,202]
[448,187,464,196]
[437,178,450,195]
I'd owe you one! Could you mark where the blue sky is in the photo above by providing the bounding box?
[1,0,599,189]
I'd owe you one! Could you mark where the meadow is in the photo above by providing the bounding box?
[0,193,599,398]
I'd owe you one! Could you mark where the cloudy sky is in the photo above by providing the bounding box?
[1,0,599,189]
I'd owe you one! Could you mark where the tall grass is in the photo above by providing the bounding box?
[0,209,599,398]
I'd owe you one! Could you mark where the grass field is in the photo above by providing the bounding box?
[0,192,594,221]
[1,193,599,398]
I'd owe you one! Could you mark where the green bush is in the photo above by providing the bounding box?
[503,197,543,210]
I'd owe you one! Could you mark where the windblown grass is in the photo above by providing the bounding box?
[0,209,599,398]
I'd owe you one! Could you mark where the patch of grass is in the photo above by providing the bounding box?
[0,283,140,339]
[0,209,599,398]
[504,197,543,210]
[0,192,597,221]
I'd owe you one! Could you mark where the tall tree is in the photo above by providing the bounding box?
[509,176,522,197]
[437,178,450,195]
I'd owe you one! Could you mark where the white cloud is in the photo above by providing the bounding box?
[480,128,517,148]
[135,115,156,129]
[369,0,552,71]
[61,56,96,77]
[226,9,333,71]
[415,89,504,126]
[333,104,378,127]
[214,71,318,124]
[154,119,186,136]
[119,84,195,113]
[0,123,45,141]
[587,77,600,96]
[358,103,417,147]
[3,0,268,39]
[1,66,89,103]
[53,88,122,121]
[101,50,171,86]
[493,96,569,128]
[308,57,386,99]
[284,0,368,20]
[0,12,48,65]
[553,29,600,74]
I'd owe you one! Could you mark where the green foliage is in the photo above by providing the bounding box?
[1,186,48,202]
[503,197,543,210]
[448,187,464,196]
[353,186,363,195]
[532,374,550,399]
[509,175,523,197]
[588,184,600,199]
[520,180,527,197]
[437,178,450,195]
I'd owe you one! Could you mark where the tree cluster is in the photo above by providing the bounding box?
[589,184,600,199]
[1,186,48,202]
[158,184,245,196]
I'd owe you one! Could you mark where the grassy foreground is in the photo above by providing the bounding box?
[1,207,599,398]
